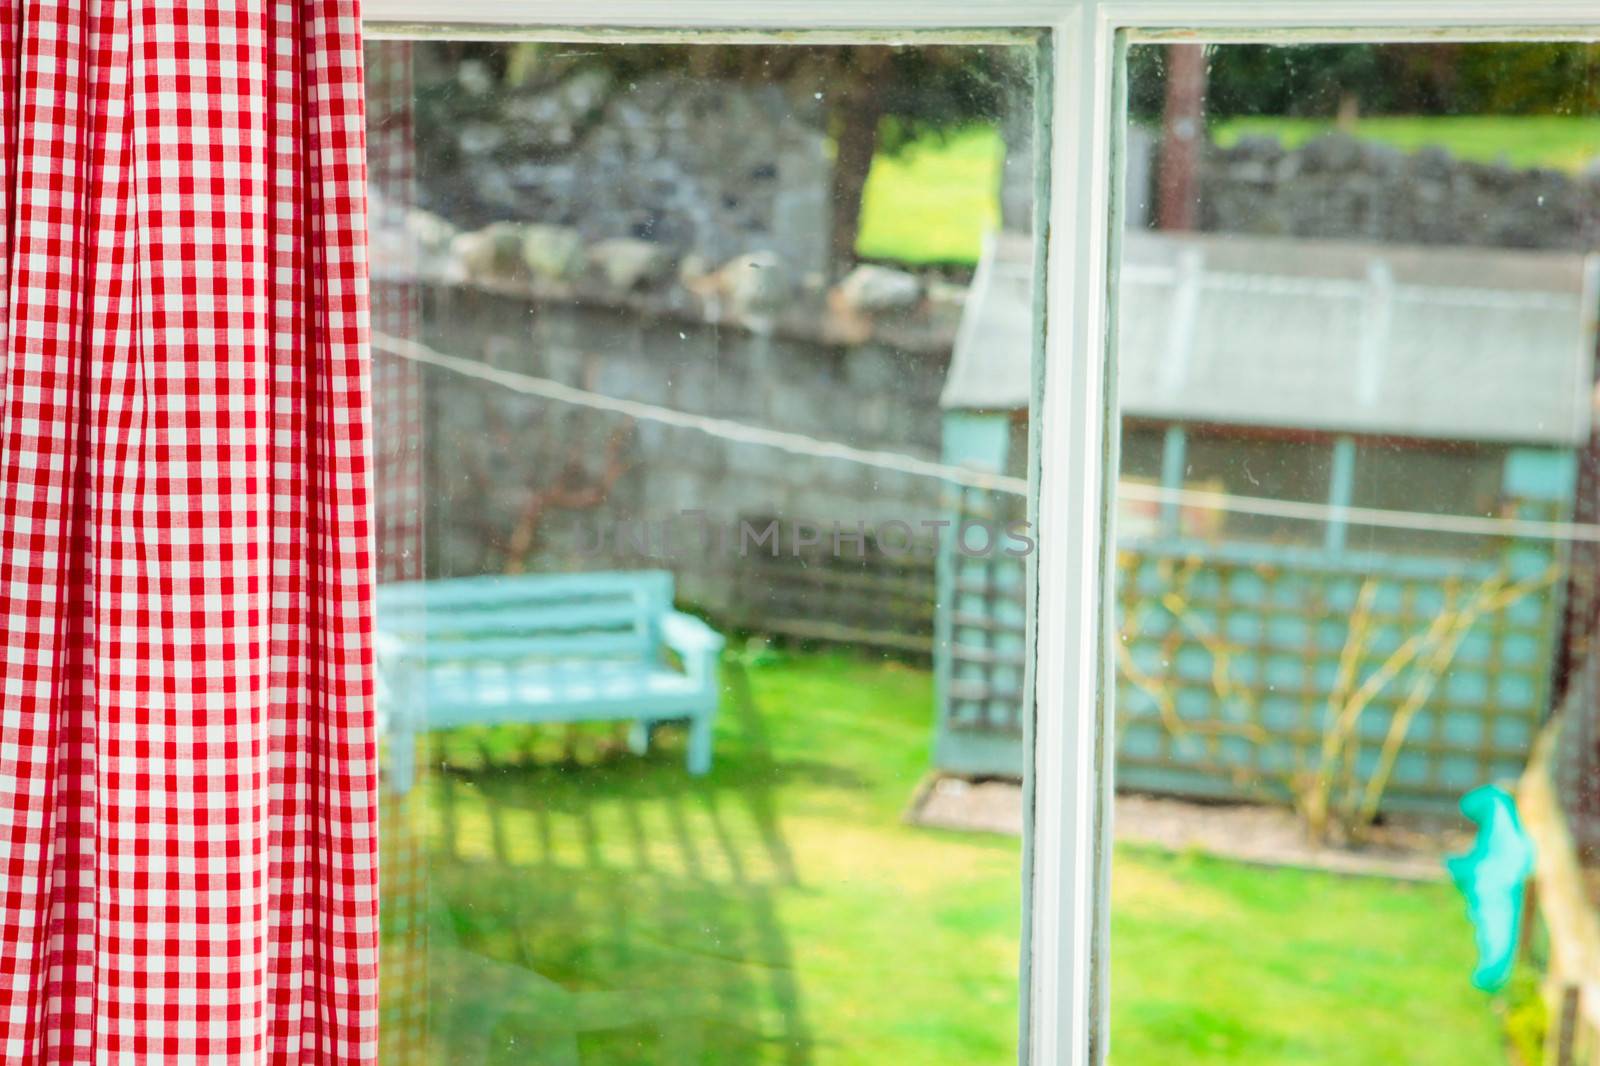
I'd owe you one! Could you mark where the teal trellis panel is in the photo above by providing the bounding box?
[932,502,1565,815]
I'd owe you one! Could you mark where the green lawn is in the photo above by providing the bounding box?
[1212,115,1600,173]
[856,125,1004,266]
[857,115,1600,265]
[387,652,1506,1065]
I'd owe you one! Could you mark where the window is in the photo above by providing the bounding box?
[1178,429,1333,544]
[1112,30,1594,1066]
[1115,422,1166,539]
[364,4,1600,1063]
[1119,424,1164,483]
[366,26,1052,1065]
[1348,439,1510,556]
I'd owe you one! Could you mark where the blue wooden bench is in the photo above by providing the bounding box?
[375,569,724,793]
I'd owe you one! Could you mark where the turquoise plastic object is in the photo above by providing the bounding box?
[1445,785,1535,993]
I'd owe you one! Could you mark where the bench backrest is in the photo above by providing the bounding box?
[376,569,675,666]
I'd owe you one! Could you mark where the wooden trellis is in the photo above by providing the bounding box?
[933,493,1567,819]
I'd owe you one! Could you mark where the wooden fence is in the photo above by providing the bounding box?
[725,513,938,660]
[1520,720,1600,1066]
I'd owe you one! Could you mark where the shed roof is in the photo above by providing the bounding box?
[941,230,1599,446]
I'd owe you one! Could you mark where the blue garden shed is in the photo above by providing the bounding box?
[935,230,1598,814]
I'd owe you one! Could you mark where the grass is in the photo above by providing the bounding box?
[1212,115,1600,173]
[385,651,1506,1065]
[856,115,1600,265]
[856,126,1004,266]
[1114,847,1504,1065]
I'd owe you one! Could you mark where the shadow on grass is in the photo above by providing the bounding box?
[393,660,817,1065]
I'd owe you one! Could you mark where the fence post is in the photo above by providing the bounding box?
[1520,876,1541,961]
[1549,982,1580,1066]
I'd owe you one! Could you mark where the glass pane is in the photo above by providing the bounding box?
[1113,40,1597,1064]
[1117,423,1168,539]
[1348,439,1509,556]
[368,36,1043,1065]
[1180,432,1333,544]
[1121,424,1166,482]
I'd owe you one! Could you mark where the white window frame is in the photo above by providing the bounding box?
[362,3,1600,1063]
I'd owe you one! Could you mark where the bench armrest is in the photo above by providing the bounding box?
[661,611,725,682]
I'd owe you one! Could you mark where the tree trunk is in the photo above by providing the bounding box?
[1157,43,1208,232]
[828,87,886,274]
[1336,90,1361,131]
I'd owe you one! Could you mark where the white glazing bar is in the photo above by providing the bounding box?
[364,0,1063,32]
[1028,5,1115,1065]
[367,0,1600,35]
[1103,0,1600,37]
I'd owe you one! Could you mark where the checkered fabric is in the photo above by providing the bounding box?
[365,39,430,1066]
[0,4,378,1063]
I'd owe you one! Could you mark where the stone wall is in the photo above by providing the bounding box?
[412,59,833,283]
[380,271,957,614]
[1192,131,1600,250]
[371,187,964,354]
[370,119,996,614]
[415,48,1600,283]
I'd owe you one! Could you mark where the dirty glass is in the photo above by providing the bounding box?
[1112,40,1597,1064]
[366,37,1043,1065]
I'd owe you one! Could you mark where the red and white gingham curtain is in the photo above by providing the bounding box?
[0,4,379,1062]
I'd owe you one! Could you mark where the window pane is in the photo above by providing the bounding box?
[1113,40,1594,1064]
[368,37,1042,1064]
[1348,439,1510,556]
[1117,424,1167,539]
[1121,424,1166,482]
[1181,432,1332,543]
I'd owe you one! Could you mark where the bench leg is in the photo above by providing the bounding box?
[687,714,713,776]
[628,720,651,758]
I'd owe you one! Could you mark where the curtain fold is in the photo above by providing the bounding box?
[0,3,379,1062]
